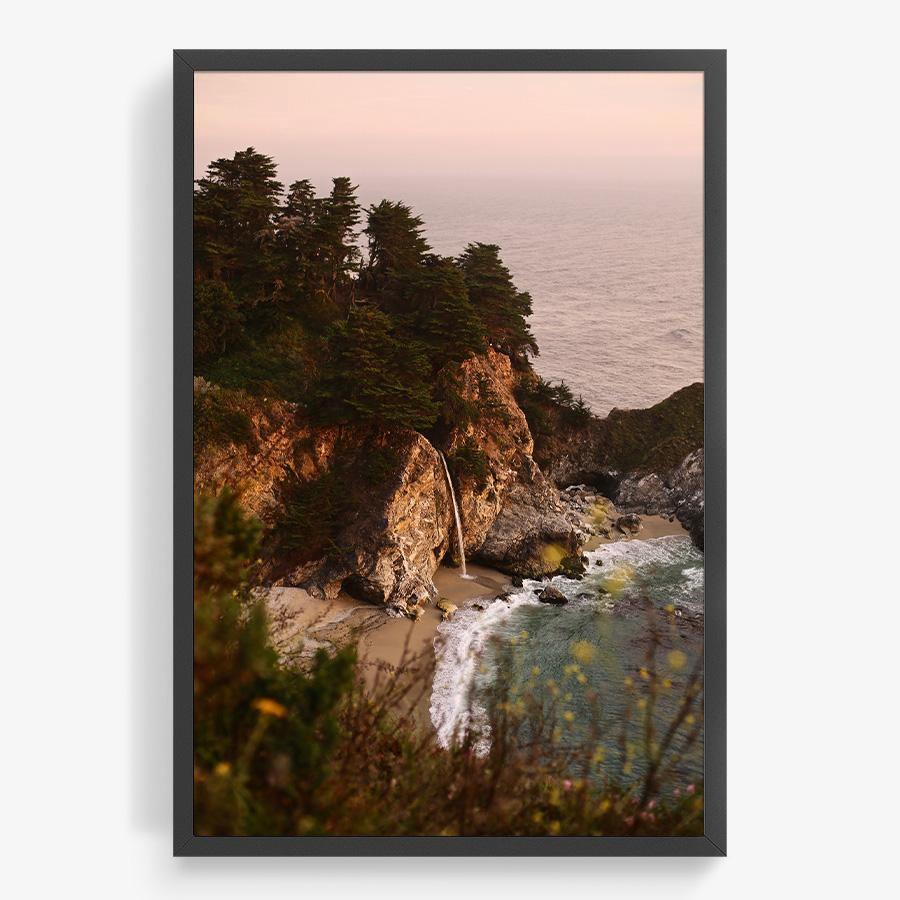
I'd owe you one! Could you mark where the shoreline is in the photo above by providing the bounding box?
[265,511,690,727]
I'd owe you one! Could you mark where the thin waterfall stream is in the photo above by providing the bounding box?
[439,451,475,580]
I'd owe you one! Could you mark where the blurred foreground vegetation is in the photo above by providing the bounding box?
[194,491,704,837]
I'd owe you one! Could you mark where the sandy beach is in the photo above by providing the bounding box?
[585,512,688,550]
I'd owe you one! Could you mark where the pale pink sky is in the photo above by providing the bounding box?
[195,72,703,186]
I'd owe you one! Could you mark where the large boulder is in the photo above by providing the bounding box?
[538,585,568,605]
[475,457,582,579]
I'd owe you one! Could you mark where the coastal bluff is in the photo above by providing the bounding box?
[194,367,704,616]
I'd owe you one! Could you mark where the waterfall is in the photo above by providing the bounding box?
[439,451,474,579]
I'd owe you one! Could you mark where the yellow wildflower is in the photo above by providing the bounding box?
[563,710,575,723]
[214,761,231,776]
[571,640,597,665]
[253,697,288,718]
[577,673,587,684]
[667,650,687,671]
[623,676,634,688]
[549,821,561,835]
[531,665,542,677]
[639,667,650,681]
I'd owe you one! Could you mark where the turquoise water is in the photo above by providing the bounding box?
[430,535,704,785]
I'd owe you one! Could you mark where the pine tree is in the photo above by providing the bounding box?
[320,177,361,302]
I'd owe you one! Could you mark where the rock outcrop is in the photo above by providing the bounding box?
[194,379,453,615]
[616,448,704,549]
[442,348,583,578]
[476,458,583,578]
[194,366,703,615]
[194,358,585,614]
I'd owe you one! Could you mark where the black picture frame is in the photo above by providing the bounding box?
[174,49,726,857]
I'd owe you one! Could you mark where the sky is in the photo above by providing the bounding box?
[194,72,703,188]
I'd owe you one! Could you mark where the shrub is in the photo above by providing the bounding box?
[194,280,243,359]
[449,440,490,488]
[193,385,257,461]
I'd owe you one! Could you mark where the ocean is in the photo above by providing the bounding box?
[356,177,704,416]
[431,536,705,786]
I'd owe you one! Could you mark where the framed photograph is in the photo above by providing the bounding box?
[175,49,725,856]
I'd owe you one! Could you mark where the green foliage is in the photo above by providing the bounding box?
[597,382,704,473]
[311,305,440,430]
[515,377,593,439]
[194,148,283,308]
[561,393,592,428]
[194,489,262,595]
[194,280,243,359]
[363,199,430,281]
[197,320,321,404]
[459,242,539,363]
[275,176,361,310]
[194,491,357,836]
[194,153,546,436]
[276,469,349,563]
[193,386,257,461]
[449,440,490,488]
[402,257,486,367]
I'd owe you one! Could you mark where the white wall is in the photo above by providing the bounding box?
[3,2,898,896]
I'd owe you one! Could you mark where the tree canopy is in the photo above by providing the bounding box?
[194,150,542,430]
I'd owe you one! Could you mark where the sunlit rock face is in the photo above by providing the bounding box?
[441,348,583,577]
[193,379,453,615]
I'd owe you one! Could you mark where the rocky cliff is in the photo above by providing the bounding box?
[534,383,705,549]
[193,351,584,615]
[194,365,703,614]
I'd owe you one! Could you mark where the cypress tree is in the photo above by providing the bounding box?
[194,148,283,308]
[458,242,538,362]
[312,305,439,430]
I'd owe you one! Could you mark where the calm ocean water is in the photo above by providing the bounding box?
[357,178,703,415]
